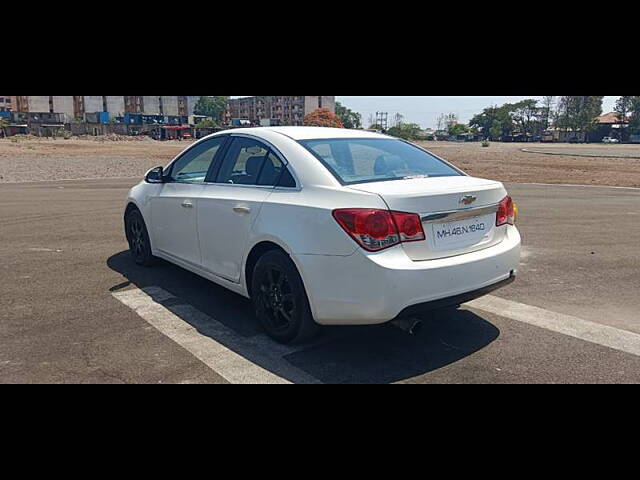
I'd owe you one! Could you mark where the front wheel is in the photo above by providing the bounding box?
[251,250,320,344]
[125,208,154,266]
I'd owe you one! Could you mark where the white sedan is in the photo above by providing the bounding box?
[124,127,520,343]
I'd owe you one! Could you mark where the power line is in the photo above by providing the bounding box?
[375,111,388,130]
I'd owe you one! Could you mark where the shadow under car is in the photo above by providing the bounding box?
[107,250,500,383]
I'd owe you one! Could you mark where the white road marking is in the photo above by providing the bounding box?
[112,286,321,384]
[113,286,640,383]
[466,295,640,357]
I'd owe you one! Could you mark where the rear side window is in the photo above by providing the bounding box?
[216,137,295,187]
[299,138,462,185]
[257,152,285,186]
[216,137,269,185]
[277,168,296,187]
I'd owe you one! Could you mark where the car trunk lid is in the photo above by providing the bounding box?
[348,176,508,260]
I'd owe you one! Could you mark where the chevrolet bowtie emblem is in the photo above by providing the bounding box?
[459,195,477,205]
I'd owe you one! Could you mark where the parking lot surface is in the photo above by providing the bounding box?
[1,178,639,383]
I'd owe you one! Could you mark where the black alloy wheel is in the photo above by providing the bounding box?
[251,250,319,344]
[125,209,154,266]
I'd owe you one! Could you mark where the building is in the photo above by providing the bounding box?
[123,96,199,116]
[592,111,629,141]
[11,96,201,123]
[543,112,632,143]
[228,96,335,126]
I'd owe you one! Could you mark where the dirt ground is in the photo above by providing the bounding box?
[0,136,187,183]
[1,136,639,187]
[419,141,640,188]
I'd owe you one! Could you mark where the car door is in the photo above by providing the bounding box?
[150,136,226,266]
[197,136,287,282]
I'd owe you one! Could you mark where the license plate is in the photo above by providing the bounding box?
[431,214,493,248]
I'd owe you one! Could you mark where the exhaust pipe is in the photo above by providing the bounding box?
[390,317,423,335]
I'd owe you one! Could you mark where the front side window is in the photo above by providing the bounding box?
[299,138,462,185]
[169,137,225,183]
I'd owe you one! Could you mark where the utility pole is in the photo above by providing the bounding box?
[375,111,388,130]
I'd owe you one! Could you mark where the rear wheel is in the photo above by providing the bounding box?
[125,208,154,266]
[251,250,319,344]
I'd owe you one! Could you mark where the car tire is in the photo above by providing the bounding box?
[251,250,320,344]
[125,208,155,267]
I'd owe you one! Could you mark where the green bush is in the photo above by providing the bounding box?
[386,123,423,140]
[195,118,218,129]
[482,141,490,147]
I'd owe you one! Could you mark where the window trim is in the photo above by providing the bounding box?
[297,137,466,186]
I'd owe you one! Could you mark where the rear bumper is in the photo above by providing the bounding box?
[293,225,521,325]
[393,272,515,318]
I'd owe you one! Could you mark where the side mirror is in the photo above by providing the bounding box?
[145,166,165,183]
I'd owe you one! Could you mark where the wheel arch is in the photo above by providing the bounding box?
[124,200,153,250]
[244,240,290,298]
[124,201,139,217]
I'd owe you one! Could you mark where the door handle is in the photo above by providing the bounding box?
[233,205,251,214]
[181,200,193,208]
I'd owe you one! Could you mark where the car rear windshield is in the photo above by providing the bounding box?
[298,137,462,185]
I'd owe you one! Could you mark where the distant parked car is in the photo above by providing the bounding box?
[602,137,619,144]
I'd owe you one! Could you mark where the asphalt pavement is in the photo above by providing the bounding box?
[1,178,639,383]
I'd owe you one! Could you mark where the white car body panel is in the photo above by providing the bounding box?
[126,126,521,325]
[197,184,271,282]
[297,225,520,324]
[150,182,203,265]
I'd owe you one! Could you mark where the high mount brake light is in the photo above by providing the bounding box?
[496,195,515,226]
[332,209,425,252]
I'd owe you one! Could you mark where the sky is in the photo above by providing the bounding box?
[335,96,620,130]
[230,96,620,130]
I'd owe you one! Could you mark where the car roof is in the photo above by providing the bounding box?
[222,126,390,141]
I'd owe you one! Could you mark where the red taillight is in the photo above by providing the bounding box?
[332,208,425,252]
[496,195,515,226]
[391,211,425,242]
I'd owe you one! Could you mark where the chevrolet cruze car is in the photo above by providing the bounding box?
[124,126,521,343]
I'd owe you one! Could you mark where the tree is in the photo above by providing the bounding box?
[367,113,375,129]
[193,96,228,125]
[614,96,633,141]
[540,96,556,130]
[334,102,362,129]
[556,96,603,142]
[303,108,344,128]
[511,99,540,140]
[469,104,514,140]
[489,120,502,141]
[444,113,458,132]
[629,96,640,134]
[386,122,422,140]
[392,113,404,127]
[448,123,469,136]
